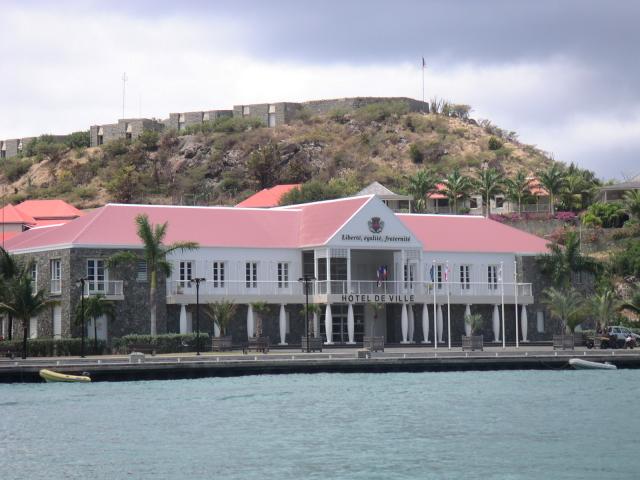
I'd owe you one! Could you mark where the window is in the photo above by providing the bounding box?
[277,262,289,288]
[50,259,61,293]
[137,261,148,282]
[246,262,257,288]
[460,265,471,290]
[243,106,250,115]
[495,196,504,208]
[404,263,415,288]
[469,197,478,209]
[179,261,193,286]
[268,105,276,114]
[488,265,499,290]
[87,259,106,292]
[213,261,225,288]
[429,263,445,289]
[30,263,38,286]
[203,112,210,121]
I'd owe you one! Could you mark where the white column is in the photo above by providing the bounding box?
[326,251,331,295]
[408,304,415,343]
[446,267,451,350]
[514,259,519,349]
[347,303,355,344]
[346,249,352,294]
[247,304,254,339]
[492,304,500,342]
[401,303,408,344]
[324,304,333,344]
[437,304,444,343]
[521,305,529,342]
[464,304,472,337]
[313,312,319,339]
[179,304,188,334]
[421,303,430,344]
[500,261,505,349]
[279,304,287,345]
[432,261,438,349]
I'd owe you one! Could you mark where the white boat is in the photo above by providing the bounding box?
[569,358,617,370]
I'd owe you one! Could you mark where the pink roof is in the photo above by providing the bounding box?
[16,199,84,220]
[427,183,449,200]
[236,184,301,208]
[398,214,549,254]
[0,204,36,225]
[0,231,19,243]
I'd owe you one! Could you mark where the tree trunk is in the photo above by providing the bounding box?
[22,318,28,359]
[150,270,157,336]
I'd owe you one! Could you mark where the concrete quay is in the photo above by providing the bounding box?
[2,346,639,383]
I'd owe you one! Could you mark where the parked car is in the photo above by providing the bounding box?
[607,326,640,342]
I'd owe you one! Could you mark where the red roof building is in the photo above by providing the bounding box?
[236,184,301,208]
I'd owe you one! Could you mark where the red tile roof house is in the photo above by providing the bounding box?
[2,194,551,347]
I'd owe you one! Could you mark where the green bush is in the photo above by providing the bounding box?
[0,157,33,181]
[137,130,159,151]
[0,338,107,357]
[64,131,91,149]
[582,202,627,228]
[103,138,130,157]
[182,117,264,135]
[354,100,410,123]
[328,108,349,124]
[408,143,424,164]
[610,240,640,277]
[488,136,503,150]
[113,333,210,354]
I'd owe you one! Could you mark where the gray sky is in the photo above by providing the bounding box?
[1,0,638,179]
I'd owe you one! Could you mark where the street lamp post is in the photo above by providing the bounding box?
[75,278,86,358]
[298,275,316,353]
[194,278,206,356]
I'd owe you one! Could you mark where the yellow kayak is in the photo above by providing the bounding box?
[39,369,91,383]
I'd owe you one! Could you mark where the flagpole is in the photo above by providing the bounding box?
[501,261,505,350]
[514,260,520,349]
[422,58,425,104]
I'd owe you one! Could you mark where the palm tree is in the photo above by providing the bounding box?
[205,299,237,337]
[504,171,532,215]
[442,168,471,213]
[475,168,504,217]
[0,276,56,359]
[300,303,321,336]
[537,231,600,288]
[589,289,620,332]
[250,301,270,338]
[538,163,566,214]
[0,247,21,340]
[542,287,585,333]
[110,214,198,336]
[623,189,640,221]
[407,169,439,213]
[464,313,485,336]
[76,294,115,354]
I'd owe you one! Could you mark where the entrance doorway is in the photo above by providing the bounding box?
[320,304,365,344]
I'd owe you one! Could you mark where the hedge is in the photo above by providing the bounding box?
[112,333,210,354]
[0,338,107,357]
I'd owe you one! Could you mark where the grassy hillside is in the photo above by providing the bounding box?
[0,100,554,208]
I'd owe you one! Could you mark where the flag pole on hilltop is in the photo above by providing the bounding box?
[421,57,426,106]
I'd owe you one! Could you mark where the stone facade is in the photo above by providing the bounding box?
[90,119,164,147]
[11,247,166,342]
[233,102,302,127]
[165,110,233,131]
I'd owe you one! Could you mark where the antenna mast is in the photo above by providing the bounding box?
[121,72,128,119]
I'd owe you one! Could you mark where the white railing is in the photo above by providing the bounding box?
[167,280,312,297]
[50,279,61,294]
[168,280,532,299]
[84,280,124,297]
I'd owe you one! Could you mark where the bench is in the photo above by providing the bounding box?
[363,336,384,352]
[552,334,575,350]
[301,336,323,352]
[212,336,233,352]
[243,337,270,354]
[0,347,15,359]
[127,344,156,356]
[461,335,484,351]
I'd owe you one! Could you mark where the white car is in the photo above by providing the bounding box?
[607,326,640,342]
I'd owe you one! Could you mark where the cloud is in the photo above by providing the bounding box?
[1,1,638,178]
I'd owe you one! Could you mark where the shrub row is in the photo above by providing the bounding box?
[112,333,210,354]
[0,338,107,357]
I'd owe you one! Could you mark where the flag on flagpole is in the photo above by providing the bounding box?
[444,265,449,282]
[422,57,426,68]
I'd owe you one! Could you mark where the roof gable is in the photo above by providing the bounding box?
[0,204,36,225]
[16,199,83,219]
[236,184,301,208]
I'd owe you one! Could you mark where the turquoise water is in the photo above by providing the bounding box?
[1,370,639,479]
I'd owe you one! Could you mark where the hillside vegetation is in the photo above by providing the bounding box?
[0,100,554,208]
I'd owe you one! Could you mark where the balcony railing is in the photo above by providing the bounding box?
[83,280,124,298]
[50,279,61,294]
[167,280,533,299]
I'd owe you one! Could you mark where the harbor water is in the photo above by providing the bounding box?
[1,370,639,479]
